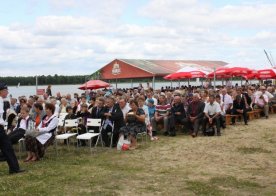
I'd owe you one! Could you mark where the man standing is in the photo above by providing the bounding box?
[0,82,24,174]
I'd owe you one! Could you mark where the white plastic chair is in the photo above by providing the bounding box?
[76,118,103,152]
[55,119,78,152]
[57,113,68,127]
[59,112,68,119]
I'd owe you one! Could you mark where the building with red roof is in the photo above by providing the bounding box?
[97,59,227,80]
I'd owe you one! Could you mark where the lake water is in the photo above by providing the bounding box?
[7,80,251,99]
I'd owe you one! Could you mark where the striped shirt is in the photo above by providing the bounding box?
[156,104,171,116]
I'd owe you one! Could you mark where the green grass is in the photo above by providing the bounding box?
[210,176,263,189]
[185,176,265,196]
[237,147,272,154]
[186,181,225,196]
[0,115,276,195]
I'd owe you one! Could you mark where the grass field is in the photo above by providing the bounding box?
[0,115,275,195]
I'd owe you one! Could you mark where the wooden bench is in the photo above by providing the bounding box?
[225,114,241,125]
[253,109,262,119]
[247,111,255,121]
[272,104,276,113]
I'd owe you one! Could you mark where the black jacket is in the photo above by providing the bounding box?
[90,106,104,119]
[100,104,125,131]
[187,101,205,119]
[233,100,246,110]
[171,103,186,120]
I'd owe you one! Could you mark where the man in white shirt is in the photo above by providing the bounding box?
[202,95,222,136]
[220,89,233,114]
[8,106,32,144]
[0,82,24,174]
[254,86,269,118]
[118,97,130,119]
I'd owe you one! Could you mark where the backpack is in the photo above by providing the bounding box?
[205,127,215,136]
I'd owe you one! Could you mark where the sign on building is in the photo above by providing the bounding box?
[112,62,121,75]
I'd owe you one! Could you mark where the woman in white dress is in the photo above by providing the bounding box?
[24,103,58,162]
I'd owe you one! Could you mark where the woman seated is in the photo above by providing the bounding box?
[32,103,45,128]
[59,98,68,114]
[24,103,58,162]
[119,99,146,149]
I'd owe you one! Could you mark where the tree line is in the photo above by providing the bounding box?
[0,74,90,86]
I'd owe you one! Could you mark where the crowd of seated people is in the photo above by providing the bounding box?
[0,83,275,161]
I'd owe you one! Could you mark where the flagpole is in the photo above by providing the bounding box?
[36,75,38,95]
[213,67,216,89]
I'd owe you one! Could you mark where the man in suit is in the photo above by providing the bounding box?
[100,97,125,147]
[0,82,25,174]
[231,95,248,125]
[89,97,105,145]
[91,97,105,119]
[168,95,188,136]
[186,93,205,137]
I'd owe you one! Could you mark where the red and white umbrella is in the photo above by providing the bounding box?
[208,66,253,78]
[164,66,209,80]
[257,68,276,79]
[78,80,110,90]
[207,67,229,78]
[242,69,258,80]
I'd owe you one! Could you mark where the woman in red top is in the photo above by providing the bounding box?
[32,103,45,128]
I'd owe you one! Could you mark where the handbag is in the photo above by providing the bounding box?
[117,135,130,151]
[25,120,41,137]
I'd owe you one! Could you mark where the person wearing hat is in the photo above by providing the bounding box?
[0,82,25,174]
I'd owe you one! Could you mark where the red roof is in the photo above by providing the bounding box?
[98,59,227,80]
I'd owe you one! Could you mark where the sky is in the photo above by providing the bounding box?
[0,0,276,76]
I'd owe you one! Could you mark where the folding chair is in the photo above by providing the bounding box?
[57,113,68,129]
[59,112,68,120]
[18,138,26,159]
[76,118,103,152]
[108,122,115,148]
[137,131,148,143]
[55,119,78,153]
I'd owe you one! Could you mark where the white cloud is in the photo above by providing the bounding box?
[1,0,276,76]
[48,0,127,21]
[141,0,276,29]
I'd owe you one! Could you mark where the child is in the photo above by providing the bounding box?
[147,99,158,140]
